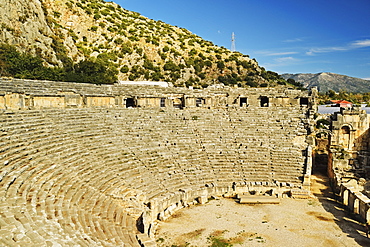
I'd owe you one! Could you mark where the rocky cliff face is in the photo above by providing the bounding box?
[282,72,370,93]
[0,0,60,64]
[0,0,284,87]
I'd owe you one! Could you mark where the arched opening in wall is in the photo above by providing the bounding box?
[340,126,351,149]
[126,98,136,108]
[313,149,328,175]
[313,132,329,176]
[160,98,166,107]
[300,97,309,106]
[196,98,205,107]
[260,96,269,107]
[354,198,360,214]
[343,189,349,206]
[136,213,145,233]
[173,98,183,109]
[240,97,248,107]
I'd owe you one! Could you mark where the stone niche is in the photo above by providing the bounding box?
[330,107,370,151]
[185,96,209,108]
[85,96,115,107]
[3,93,25,109]
[64,93,83,108]
[33,96,65,108]
[137,97,163,108]
[0,94,5,109]
[272,97,291,107]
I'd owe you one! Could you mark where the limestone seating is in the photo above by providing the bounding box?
[0,79,311,100]
[28,160,137,245]
[17,166,93,239]
[0,105,310,246]
[0,121,142,245]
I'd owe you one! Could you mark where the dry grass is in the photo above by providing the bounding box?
[209,230,228,238]
[227,231,255,244]
[170,211,185,219]
[306,211,334,222]
[182,228,206,239]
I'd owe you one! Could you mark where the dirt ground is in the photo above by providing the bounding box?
[154,175,370,247]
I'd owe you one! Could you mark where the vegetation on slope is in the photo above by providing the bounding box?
[0,0,295,87]
[0,43,118,84]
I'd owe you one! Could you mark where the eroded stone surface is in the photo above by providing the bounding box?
[0,79,317,246]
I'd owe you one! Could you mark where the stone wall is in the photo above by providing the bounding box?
[328,107,370,224]
[0,78,316,246]
[328,107,370,179]
[0,78,316,110]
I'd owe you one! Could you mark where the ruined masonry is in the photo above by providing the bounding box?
[328,107,370,222]
[0,78,316,246]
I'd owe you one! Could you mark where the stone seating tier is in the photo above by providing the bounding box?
[0,106,311,246]
[0,78,313,99]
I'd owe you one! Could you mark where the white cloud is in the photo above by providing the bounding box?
[306,47,347,55]
[351,39,370,48]
[275,57,297,63]
[283,38,303,43]
[268,51,298,56]
[261,57,300,69]
[306,39,370,55]
[255,51,299,56]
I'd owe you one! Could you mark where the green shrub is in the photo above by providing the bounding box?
[246,80,258,87]
[120,66,129,73]
[66,58,118,84]
[100,8,110,16]
[90,26,98,31]
[163,61,180,72]
[0,43,65,80]
[151,72,164,81]
[217,61,225,70]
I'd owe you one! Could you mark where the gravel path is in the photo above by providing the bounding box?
[155,175,370,247]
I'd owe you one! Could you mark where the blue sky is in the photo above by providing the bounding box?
[114,0,370,79]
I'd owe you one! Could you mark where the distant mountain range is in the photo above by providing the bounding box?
[281,72,370,93]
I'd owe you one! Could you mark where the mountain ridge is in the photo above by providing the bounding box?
[281,72,370,93]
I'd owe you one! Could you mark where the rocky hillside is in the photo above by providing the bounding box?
[0,0,287,87]
[282,72,370,93]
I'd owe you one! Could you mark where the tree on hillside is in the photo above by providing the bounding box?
[66,58,118,84]
[287,78,304,88]
[0,43,63,80]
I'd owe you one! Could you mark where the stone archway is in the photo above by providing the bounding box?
[340,126,351,149]
[260,96,269,107]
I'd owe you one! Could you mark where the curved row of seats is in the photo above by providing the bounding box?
[0,106,309,246]
[0,78,310,98]
[0,78,215,98]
